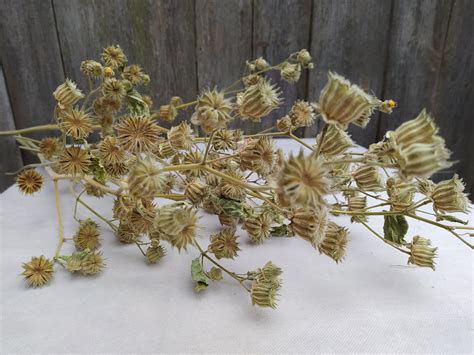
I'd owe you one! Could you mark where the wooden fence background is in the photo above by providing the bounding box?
[0,0,473,194]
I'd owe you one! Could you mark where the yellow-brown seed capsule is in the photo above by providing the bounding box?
[289,100,314,127]
[240,137,276,176]
[73,219,101,251]
[21,255,54,287]
[16,169,43,195]
[280,62,301,84]
[115,223,140,243]
[316,72,378,129]
[39,137,62,160]
[146,241,166,264]
[168,122,194,151]
[386,177,417,211]
[390,109,439,151]
[58,146,91,176]
[348,196,367,223]
[242,213,273,244]
[127,157,167,199]
[218,170,247,201]
[53,79,84,108]
[115,115,161,153]
[191,88,234,133]
[102,78,126,101]
[212,129,240,150]
[103,66,114,77]
[237,78,281,122]
[60,108,93,139]
[159,104,178,122]
[154,205,198,251]
[352,165,384,191]
[80,60,103,77]
[318,221,348,263]
[128,200,157,235]
[408,236,437,270]
[316,124,353,157]
[218,213,239,227]
[101,45,127,69]
[431,174,470,213]
[277,115,292,132]
[80,251,105,275]
[185,180,207,205]
[208,227,240,259]
[289,208,327,246]
[296,49,312,65]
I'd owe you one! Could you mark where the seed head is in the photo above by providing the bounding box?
[53,79,84,108]
[191,88,234,133]
[101,45,127,69]
[16,169,43,195]
[208,227,240,259]
[21,255,54,287]
[431,174,470,213]
[73,219,101,251]
[237,78,282,122]
[60,108,93,139]
[115,115,161,153]
[80,60,103,77]
[168,122,194,151]
[58,147,91,176]
[280,62,301,84]
[408,236,437,270]
[318,221,348,263]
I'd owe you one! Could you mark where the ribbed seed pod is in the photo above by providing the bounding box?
[168,122,194,151]
[156,141,176,158]
[316,124,353,157]
[127,158,167,199]
[208,227,240,259]
[242,213,273,244]
[154,205,198,251]
[73,219,101,251]
[115,115,161,153]
[113,196,134,221]
[397,140,451,179]
[250,281,279,308]
[431,174,470,213]
[408,236,437,270]
[280,62,301,84]
[128,200,156,234]
[103,78,126,102]
[289,208,327,246]
[352,165,384,191]
[240,137,276,176]
[58,147,91,176]
[391,109,439,150]
[212,129,239,150]
[366,140,398,165]
[318,221,348,263]
[115,223,140,243]
[277,151,330,210]
[288,100,314,127]
[146,241,166,264]
[237,78,282,122]
[316,72,378,129]
[39,137,62,159]
[53,79,84,108]
[386,177,417,211]
[122,65,146,85]
[80,251,105,275]
[98,136,127,166]
[277,115,292,132]
[80,60,103,77]
[16,169,43,195]
[259,261,283,283]
[84,182,106,198]
[218,213,239,227]
[183,151,204,178]
[60,108,93,139]
[417,178,435,197]
[218,170,247,201]
[205,173,221,187]
[21,256,54,287]
[159,104,178,122]
[296,49,312,65]
[348,196,367,223]
[101,45,127,69]
[185,180,207,205]
[191,88,234,133]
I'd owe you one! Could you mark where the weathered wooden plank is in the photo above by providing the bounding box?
[305,0,393,146]
[432,0,474,194]
[53,0,197,126]
[0,65,23,192]
[378,0,452,137]
[0,0,65,163]
[253,0,312,134]
[195,0,253,132]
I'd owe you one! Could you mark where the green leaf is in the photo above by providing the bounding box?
[271,224,290,237]
[436,214,468,225]
[126,89,149,116]
[383,215,408,245]
[211,196,248,219]
[191,258,209,292]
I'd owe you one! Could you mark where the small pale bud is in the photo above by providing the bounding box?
[296,49,312,65]
[280,62,302,84]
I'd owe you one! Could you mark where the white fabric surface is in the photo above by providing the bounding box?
[0,139,472,354]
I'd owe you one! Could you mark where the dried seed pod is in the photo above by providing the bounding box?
[128,200,157,234]
[352,165,384,191]
[212,129,239,150]
[318,221,348,263]
[277,115,292,132]
[218,213,239,227]
[98,136,127,166]
[296,49,312,65]
[280,62,301,84]
[80,60,103,77]
[277,151,330,210]
[289,208,327,246]
[316,124,353,157]
[208,227,240,259]
[154,205,198,251]
[191,88,234,133]
[122,64,146,85]
[21,256,54,287]
[218,170,247,201]
[237,78,282,122]
[74,219,101,251]
[146,241,166,264]
[184,180,207,205]
[288,100,314,127]
[348,195,367,223]
[390,109,439,151]
[240,137,276,176]
[16,169,43,195]
[431,174,470,213]
[115,223,140,243]
[80,251,105,275]
[168,122,194,151]
[250,280,280,309]
[58,147,91,176]
[60,108,93,139]
[127,158,167,199]
[39,137,62,159]
[242,213,273,244]
[408,236,437,270]
[316,72,379,129]
[115,115,161,153]
[159,104,178,122]
[386,177,417,211]
[53,79,84,108]
[101,45,127,69]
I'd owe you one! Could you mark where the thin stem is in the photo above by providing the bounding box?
[288,132,314,151]
[315,123,328,157]
[53,180,66,259]
[6,161,55,175]
[358,218,410,255]
[201,130,217,164]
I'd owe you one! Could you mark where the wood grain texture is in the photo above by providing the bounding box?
[0,0,65,164]
[432,0,474,194]
[253,0,312,134]
[195,0,253,132]
[378,0,452,136]
[305,0,393,145]
[0,66,23,192]
[53,0,197,126]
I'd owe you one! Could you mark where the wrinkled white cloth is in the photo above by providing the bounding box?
[0,140,472,354]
